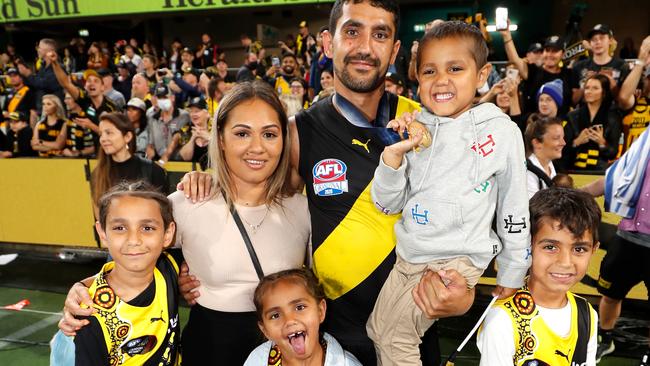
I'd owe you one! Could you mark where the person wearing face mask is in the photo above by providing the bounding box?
[48,51,117,149]
[264,53,300,96]
[145,85,190,164]
[500,25,573,116]
[237,52,259,83]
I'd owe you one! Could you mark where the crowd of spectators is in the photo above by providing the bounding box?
[1,4,649,365]
[1,21,648,178]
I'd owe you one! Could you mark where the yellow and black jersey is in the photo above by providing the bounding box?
[497,287,596,366]
[621,96,650,155]
[37,118,65,157]
[274,75,292,96]
[66,114,94,152]
[73,250,182,366]
[295,93,420,342]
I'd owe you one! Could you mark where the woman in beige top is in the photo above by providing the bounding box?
[58,81,310,365]
[170,80,310,365]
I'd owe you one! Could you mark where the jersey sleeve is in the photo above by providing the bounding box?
[370,153,409,215]
[477,307,515,366]
[73,317,109,366]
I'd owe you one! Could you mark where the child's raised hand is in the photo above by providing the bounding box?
[492,285,517,299]
[382,130,423,169]
[386,111,418,136]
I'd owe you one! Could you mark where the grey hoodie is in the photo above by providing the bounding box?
[372,103,530,288]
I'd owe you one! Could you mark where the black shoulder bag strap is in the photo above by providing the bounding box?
[526,158,553,189]
[571,295,592,365]
[229,204,265,281]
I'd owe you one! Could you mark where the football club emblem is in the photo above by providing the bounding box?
[312,159,349,196]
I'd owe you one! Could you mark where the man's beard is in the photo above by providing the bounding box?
[336,53,385,93]
[283,66,295,75]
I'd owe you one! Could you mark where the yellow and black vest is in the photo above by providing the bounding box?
[86,252,181,366]
[621,96,650,155]
[295,93,420,338]
[497,287,596,366]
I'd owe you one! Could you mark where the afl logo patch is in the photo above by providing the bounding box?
[312,159,349,196]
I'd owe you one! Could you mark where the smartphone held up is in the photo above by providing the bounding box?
[495,7,508,31]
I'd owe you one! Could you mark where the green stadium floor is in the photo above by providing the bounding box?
[0,253,646,365]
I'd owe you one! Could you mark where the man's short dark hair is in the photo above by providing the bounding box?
[329,0,400,41]
[417,21,488,73]
[529,187,602,244]
[282,52,297,62]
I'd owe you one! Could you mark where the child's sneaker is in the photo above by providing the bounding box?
[595,329,615,363]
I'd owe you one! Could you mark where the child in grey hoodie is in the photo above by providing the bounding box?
[366,21,531,366]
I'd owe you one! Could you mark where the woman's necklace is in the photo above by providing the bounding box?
[239,206,269,234]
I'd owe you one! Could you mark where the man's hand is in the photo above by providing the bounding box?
[74,117,93,129]
[17,62,32,77]
[192,126,211,141]
[179,261,201,305]
[498,19,512,39]
[412,269,474,319]
[492,285,517,300]
[58,282,95,336]
[46,50,58,64]
[177,171,213,202]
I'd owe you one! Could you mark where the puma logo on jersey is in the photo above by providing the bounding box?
[555,349,570,362]
[150,310,165,324]
[352,138,370,153]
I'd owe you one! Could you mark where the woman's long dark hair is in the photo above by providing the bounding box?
[91,112,136,205]
[584,74,613,110]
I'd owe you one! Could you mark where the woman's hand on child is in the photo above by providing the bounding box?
[177,171,213,203]
[492,285,517,300]
[59,282,95,336]
[412,269,474,319]
[179,261,201,305]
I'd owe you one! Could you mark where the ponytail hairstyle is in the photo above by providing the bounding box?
[524,115,563,156]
